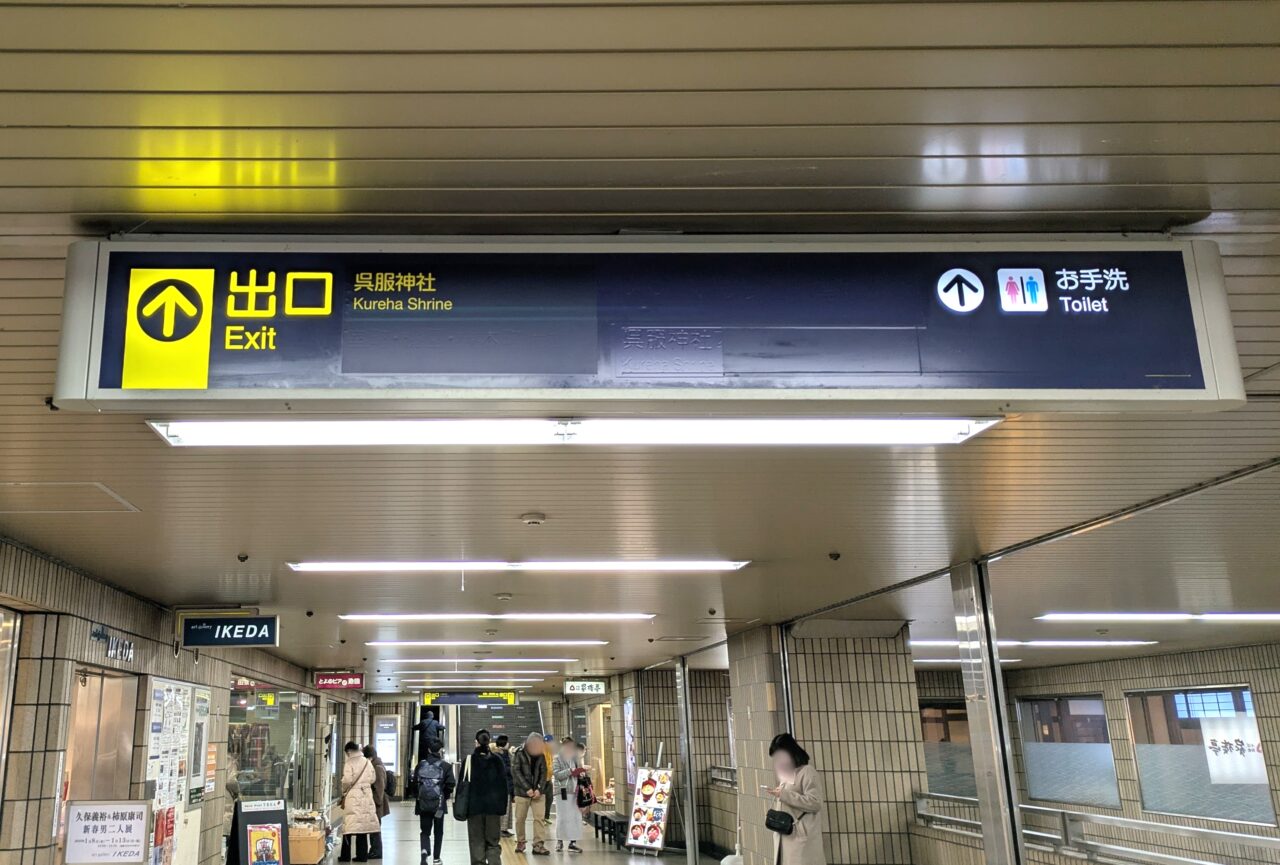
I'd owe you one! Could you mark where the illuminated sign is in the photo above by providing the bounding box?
[420,691,518,706]
[54,239,1243,412]
[564,680,607,696]
[315,672,365,690]
[181,615,278,648]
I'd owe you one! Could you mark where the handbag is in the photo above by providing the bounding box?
[766,809,799,836]
[452,756,473,822]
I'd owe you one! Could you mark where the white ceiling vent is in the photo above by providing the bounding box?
[0,482,138,514]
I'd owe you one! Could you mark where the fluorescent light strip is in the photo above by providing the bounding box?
[379,658,578,664]
[913,658,1021,664]
[295,561,745,573]
[150,417,1001,448]
[1038,612,1280,623]
[910,639,1157,648]
[366,640,606,648]
[340,612,655,622]
[397,678,543,684]
[388,670,559,675]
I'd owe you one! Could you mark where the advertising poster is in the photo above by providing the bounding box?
[188,689,211,808]
[623,697,637,787]
[247,825,282,865]
[64,801,151,865]
[1200,715,1269,785]
[626,767,673,851]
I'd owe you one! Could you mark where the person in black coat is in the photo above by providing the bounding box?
[495,735,515,837]
[413,708,446,762]
[464,730,510,865]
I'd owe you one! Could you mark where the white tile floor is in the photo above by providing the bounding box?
[347,803,709,865]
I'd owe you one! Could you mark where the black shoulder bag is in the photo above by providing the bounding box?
[766,809,801,836]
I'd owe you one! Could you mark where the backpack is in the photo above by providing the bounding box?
[385,770,397,798]
[416,759,445,816]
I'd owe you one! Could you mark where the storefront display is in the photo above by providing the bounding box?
[227,679,299,803]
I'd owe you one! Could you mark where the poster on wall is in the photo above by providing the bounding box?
[625,767,673,851]
[146,678,194,865]
[63,801,152,865]
[623,697,637,788]
[1200,715,1269,785]
[187,689,211,808]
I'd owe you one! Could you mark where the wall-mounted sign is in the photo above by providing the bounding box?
[63,800,151,865]
[89,624,135,664]
[565,680,607,696]
[1200,715,1269,785]
[316,672,364,690]
[54,239,1243,413]
[180,615,278,648]
[420,691,517,706]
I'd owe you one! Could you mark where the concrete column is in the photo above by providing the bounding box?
[728,626,788,865]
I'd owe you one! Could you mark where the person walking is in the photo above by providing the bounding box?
[495,735,516,837]
[463,730,510,865]
[765,733,825,865]
[362,745,390,859]
[414,708,447,761]
[414,738,456,865]
[338,742,380,863]
[511,733,549,855]
[552,738,585,853]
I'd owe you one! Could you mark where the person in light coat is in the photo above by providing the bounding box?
[552,737,585,853]
[339,742,381,862]
[766,733,825,865]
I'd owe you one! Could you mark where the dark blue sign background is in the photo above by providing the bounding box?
[97,250,1205,391]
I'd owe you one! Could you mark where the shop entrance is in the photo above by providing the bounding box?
[65,667,138,800]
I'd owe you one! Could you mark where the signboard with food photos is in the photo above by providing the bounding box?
[626,767,674,851]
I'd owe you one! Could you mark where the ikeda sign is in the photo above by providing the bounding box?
[181,615,279,648]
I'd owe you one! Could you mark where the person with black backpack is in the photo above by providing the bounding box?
[414,738,456,865]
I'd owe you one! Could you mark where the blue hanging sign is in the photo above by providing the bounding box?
[53,238,1243,412]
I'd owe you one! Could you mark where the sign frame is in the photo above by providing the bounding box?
[179,614,279,648]
[315,672,365,690]
[564,680,607,696]
[54,236,1244,414]
[62,800,152,865]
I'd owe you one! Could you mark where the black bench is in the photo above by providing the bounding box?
[592,811,628,849]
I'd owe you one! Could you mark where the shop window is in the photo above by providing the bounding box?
[1016,695,1121,808]
[1128,686,1275,824]
[920,702,976,797]
[228,678,300,803]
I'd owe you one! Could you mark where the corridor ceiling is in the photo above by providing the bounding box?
[0,0,1279,691]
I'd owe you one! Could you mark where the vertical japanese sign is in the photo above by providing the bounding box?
[623,697,637,788]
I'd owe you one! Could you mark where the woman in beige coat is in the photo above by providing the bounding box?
[339,742,380,862]
[767,734,826,865]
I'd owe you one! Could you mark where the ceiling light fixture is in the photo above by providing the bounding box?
[396,678,544,684]
[910,639,1157,648]
[387,669,559,675]
[293,560,746,573]
[149,417,1000,448]
[1037,612,1280,624]
[913,658,1021,664]
[366,640,606,648]
[340,612,655,622]
[378,658,578,664]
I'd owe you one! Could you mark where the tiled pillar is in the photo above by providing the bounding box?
[787,628,927,865]
[728,626,788,865]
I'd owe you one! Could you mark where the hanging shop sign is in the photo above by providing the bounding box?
[53,238,1243,413]
[564,680,607,696]
[180,615,278,648]
[420,691,518,706]
[63,801,152,865]
[315,672,364,690]
[626,766,674,851]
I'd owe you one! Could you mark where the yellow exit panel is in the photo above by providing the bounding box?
[121,268,215,389]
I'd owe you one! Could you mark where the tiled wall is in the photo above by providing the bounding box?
[0,538,362,865]
[688,669,736,856]
[728,627,787,865]
[608,671,638,803]
[637,668,686,846]
[786,629,927,865]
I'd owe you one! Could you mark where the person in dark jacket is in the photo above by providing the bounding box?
[464,730,510,865]
[362,746,390,859]
[510,733,549,855]
[414,738,456,865]
[413,708,446,761]
[495,735,515,837]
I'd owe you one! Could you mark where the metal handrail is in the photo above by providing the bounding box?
[915,792,1280,865]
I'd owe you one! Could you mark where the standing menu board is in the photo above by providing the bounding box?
[625,767,674,851]
[187,689,212,808]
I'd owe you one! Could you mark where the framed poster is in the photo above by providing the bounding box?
[625,767,673,851]
[623,697,637,788]
[187,689,211,808]
[63,801,152,865]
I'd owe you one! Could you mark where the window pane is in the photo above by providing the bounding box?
[1017,696,1121,807]
[919,702,976,797]
[1128,686,1275,824]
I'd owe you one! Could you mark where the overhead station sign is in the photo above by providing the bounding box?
[54,238,1243,412]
